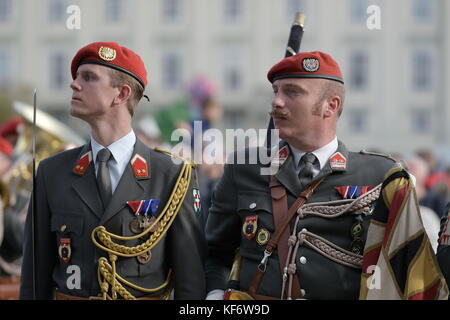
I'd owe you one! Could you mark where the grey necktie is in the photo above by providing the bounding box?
[298,152,319,188]
[97,148,112,209]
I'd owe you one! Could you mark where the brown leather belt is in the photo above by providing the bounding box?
[55,291,161,300]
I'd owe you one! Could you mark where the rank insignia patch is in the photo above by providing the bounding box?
[329,152,347,171]
[58,238,72,263]
[271,145,290,168]
[278,145,289,160]
[193,188,201,216]
[73,151,92,175]
[131,154,149,178]
[335,186,375,199]
[242,215,258,240]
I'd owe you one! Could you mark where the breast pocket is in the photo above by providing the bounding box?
[50,213,84,265]
[237,192,274,251]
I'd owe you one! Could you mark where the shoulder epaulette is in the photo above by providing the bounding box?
[154,147,197,168]
[359,149,398,163]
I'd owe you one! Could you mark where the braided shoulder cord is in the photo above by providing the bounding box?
[297,184,381,218]
[90,161,193,300]
[281,185,381,299]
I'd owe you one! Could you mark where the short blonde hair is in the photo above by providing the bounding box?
[108,68,144,117]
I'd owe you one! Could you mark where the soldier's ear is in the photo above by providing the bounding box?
[113,84,132,106]
[324,95,341,119]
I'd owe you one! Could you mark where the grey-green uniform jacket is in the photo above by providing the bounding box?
[205,141,396,299]
[20,139,206,299]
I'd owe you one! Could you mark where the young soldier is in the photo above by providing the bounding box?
[20,42,206,300]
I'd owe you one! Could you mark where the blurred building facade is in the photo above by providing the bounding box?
[0,0,449,156]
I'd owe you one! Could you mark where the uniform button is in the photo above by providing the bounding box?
[301,228,307,233]
[249,203,256,209]
[60,225,67,232]
[299,256,307,264]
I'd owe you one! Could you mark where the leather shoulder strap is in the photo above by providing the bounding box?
[248,177,325,299]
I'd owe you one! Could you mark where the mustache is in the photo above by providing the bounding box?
[268,109,288,118]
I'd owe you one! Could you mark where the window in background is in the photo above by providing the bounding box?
[0,0,12,23]
[163,0,182,23]
[349,50,369,91]
[162,52,182,90]
[223,0,242,24]
[412,0,432,23]
[411,108,431,134]
[223,48,243,92]
[350,0,368,24]
[49,51,67,90]
[48,0,66,23]
[105,0,123,22]
[412,49,432,91]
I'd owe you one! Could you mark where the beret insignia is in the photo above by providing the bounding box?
[302,57,320,72]
[98,46,116,61]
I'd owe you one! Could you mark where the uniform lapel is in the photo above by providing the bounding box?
[274,142,302,197]
[72,143,104,219]
[100,139,150,225]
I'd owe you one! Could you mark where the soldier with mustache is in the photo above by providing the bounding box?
[205,51,402,300]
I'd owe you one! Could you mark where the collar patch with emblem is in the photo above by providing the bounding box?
[329,152,347,171]
[131,153,149,178]
[73,151,92,175]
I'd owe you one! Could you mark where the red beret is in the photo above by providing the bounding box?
[267,51,344,84]
[0,116,23,138]
[71,42,148,88]
[0,136,13,157]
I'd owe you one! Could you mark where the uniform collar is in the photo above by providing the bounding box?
[290,136,338,170]
[91,130,136,165]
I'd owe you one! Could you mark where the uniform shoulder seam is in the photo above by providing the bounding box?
[359,149,398,163]
[154,147,197,168]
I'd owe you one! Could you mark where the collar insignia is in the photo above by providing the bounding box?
[131,153,149,179]
[329,152,347,171]
[73,151,92,175]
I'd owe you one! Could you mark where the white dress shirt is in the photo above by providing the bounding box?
[290,136,339,177]
[91,130,136,194]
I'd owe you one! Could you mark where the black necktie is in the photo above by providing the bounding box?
[298,153,319,188]
[97,148,112,209]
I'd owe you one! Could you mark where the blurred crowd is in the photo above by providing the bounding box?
[398,150,450,252]
[0,76,449,298]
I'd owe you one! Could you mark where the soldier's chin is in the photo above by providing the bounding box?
[276,128,289,141]
[69,106,86,120]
